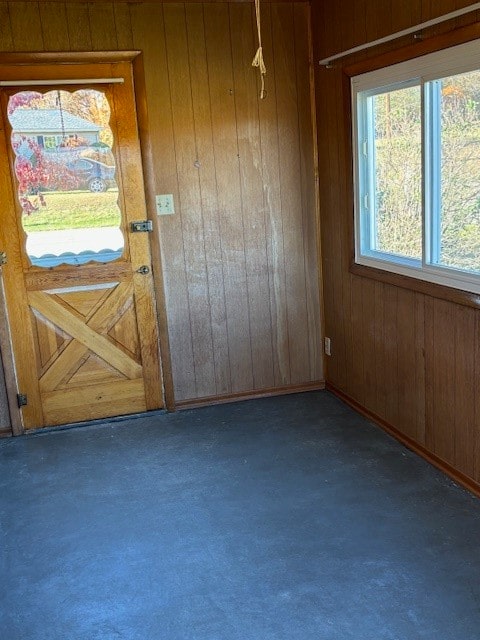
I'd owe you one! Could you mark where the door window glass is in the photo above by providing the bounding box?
[8,89,124,268]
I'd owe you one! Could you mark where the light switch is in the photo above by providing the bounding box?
[156,194,175,215]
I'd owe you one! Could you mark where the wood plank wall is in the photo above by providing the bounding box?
[311,0,480,490]
[0,1,323,415]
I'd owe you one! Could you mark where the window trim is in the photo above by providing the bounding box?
[345,24,480,310]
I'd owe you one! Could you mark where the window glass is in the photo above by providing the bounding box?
[437,70,480,272]
[371,86,422,260]
[352,40,480,294]
[8,89,123,268]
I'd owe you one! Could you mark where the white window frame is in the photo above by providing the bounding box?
[352,39,480,295]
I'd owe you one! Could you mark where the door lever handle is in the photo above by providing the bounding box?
[136,265,150,275]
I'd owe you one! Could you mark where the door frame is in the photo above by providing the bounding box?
[0,51,175,433]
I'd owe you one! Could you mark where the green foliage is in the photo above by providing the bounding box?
[373,86,422,259]
[438,72,480,271]
[372,69,480,273]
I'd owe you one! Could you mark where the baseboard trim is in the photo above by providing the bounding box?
[176,380,326,410]
[326,382,480,500]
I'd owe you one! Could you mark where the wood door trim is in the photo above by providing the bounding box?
[0,51,141,66]
[132,53,175,410]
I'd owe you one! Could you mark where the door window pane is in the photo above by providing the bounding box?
[8,89,123,268]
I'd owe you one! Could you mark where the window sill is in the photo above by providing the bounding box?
[350,261,480,310]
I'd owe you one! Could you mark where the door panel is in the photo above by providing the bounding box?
[0,61,163,429]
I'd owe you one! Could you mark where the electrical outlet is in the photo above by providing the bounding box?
[324,337,331,356]
[155,194,175,215]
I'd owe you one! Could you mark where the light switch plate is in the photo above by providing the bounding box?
[156,194,175,215]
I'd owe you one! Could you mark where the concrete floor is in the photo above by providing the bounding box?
[1,391,480,640]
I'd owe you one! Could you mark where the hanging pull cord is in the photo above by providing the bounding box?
[252,0,267,99]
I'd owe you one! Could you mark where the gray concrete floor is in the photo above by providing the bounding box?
[1,391,480,640]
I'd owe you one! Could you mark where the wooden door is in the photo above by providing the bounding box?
[0,61,163,429]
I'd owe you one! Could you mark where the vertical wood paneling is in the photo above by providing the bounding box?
[39,2,70,51]
[204,3,254,393]
[361,278,376,413]
[319,66,345,389]
[350,277,365,405]
[424,295,435,450]
[390,0,415,32]
[341,0,361,50]
[366,0,392,43]
[411,0,422,26]
[320,0,338,59]
[327,7,353,394]
[294,2,322,381]
[0,3,14,51]
[474,312,480,484]
[164,2,216,398]
[65,3,92,51]
[315,63,336,382]
[396,288,418,441]
[314,50,338,382]
[352,0,367,49]
[0,1,323,413]
[421,0,432,21]
[257,2,290,387]
[184,3,231,396]
[315,0,341,388]
[113,3,133,50]
[373,281,386,417]
[9,1,44,50]
[131,2,197,401]
[272,3,310,384]
[88,2,117,50]
[230,2,275,389]
[383,285,399,428]
[430,300,456,462]
[430,0,458,35]
[414,292,426,444]
[336,68,353,396]
[454,305,475,477]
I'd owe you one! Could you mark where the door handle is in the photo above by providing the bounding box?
[136,265,150,275]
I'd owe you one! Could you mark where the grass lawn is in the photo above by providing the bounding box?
[22,190,121,232]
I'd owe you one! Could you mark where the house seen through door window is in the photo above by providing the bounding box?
[8,89,124,268]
